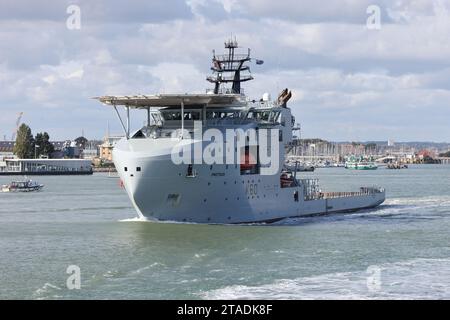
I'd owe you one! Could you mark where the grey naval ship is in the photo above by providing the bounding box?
[96,39,385,224]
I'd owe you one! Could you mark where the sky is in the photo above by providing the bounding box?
[1,0,450,142]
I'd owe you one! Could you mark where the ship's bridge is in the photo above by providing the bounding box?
[95,93,289,140]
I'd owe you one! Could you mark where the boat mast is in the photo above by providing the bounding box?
[207,38,256,94]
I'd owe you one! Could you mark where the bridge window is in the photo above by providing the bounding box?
[161,111,201,121]
[205,111,242,120]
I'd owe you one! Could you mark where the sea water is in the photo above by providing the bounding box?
[0,165,449,299]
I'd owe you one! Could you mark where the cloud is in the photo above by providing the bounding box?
[0,0,193,23]
[232,0,376,23]
[1,0,450,141]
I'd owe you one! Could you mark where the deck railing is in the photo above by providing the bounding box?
[298,178,384,201]
[320,187,384,200]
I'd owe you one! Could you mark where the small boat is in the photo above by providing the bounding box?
[1,179,44,192]
[345,162,378,170]
[345,155,378,170]
[284,161,315,172]
[387,163,408,169]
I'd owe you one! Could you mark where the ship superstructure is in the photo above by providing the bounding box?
[95,40,385,223]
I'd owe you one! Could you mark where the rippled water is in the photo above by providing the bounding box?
[0,165,449,299]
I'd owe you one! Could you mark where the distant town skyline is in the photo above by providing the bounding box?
[1,0,450,142]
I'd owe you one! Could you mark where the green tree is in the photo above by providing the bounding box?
[41,132,54,156]
[35,132,44,157]
[13,123,35,158]
[75,136,88,149]
[35,132,55,158]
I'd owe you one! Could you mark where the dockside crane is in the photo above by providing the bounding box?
[11,112,24,141]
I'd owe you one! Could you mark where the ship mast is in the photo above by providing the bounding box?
[207,38,259,94]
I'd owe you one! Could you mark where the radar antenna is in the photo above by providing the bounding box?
[207,38,262,94]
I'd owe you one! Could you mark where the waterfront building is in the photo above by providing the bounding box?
[0,141,15,159]
[0,158,92,175]
[99,135,122,162]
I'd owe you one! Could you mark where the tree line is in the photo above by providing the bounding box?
[13,123,55,159]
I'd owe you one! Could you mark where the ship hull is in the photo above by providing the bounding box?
[114,138,385,224]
